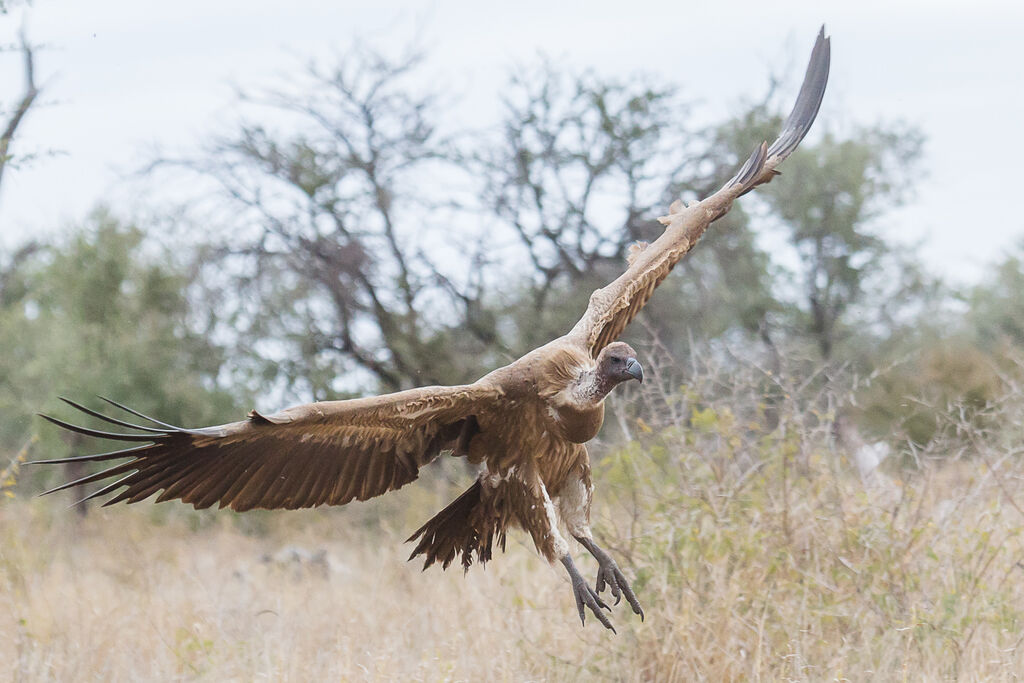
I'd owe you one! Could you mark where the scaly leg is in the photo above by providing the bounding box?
[482,461,618,632]
[574,535,644,621]
[560,553,615,633]
[558,456,645,622]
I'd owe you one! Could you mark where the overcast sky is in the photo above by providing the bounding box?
[1,1,1022,284]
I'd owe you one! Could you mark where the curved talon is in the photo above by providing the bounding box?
[575,536,645,622]
[596,563,623,605]
[561,554,616,633]
[603,562,643,621]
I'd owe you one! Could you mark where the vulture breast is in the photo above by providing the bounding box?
[547,402,605,444]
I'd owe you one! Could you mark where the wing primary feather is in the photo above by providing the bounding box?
[70,474,137,508]
[26,443,156,466]
[103,475,170,506]
[58,397,169,434]
[97,396,186,431]
[81,452,186,505]
[186,451,256,508]
[38,459,142,496]
[36,413,164,442]
[124,458,209,505]
[726,140,768,191]
[113,454,207,505]
[766,25,830,160]
[154,458,217,504]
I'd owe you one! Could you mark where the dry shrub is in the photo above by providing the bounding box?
[4,358,1024,680]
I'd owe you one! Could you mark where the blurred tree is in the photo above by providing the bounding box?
[0,210,243,505]
[483,68,930,382]
[967,241,1024,351]
[0,29,39,194]
[480,63,687,341]
[855,332,1002,448]
[165,50,805,401]
[0,13,49,342]
[761,124,925,362]
[0,28,41,303]
[163,47,506,399]
[478,63,781,361]
[162,43,932,411]
[847,246,1023,449]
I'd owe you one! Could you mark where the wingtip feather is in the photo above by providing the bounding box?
[58,396,168,434]
[37,413,160,442]
[97,396,185,431]
[766,25,830,160]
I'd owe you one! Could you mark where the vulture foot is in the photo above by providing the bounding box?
[575,536,644,622]
[560,555,615,633]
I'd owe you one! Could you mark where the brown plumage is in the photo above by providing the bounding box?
[34,27,830,632]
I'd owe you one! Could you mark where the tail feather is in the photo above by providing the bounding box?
[406,479,506,572]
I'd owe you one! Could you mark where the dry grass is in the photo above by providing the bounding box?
[5,365,1024,681]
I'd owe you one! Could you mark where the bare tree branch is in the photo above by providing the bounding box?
[0,31,39,192]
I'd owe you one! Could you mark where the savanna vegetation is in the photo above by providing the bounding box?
[4,18,1024,681]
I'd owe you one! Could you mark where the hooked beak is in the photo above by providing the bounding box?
[625,357,644,383]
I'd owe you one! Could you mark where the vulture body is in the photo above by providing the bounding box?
[35,28,830,632]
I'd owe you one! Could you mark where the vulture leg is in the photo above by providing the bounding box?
[560,554,615,633]
[558,460,644,621]
[574,535,645,622]
[494,462,615,631]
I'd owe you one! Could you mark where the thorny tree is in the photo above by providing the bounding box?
[167,48,505,398]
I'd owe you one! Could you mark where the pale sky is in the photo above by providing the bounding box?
[1,1,1022,284]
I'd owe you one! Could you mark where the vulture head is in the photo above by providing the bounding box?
[596,341,643,388]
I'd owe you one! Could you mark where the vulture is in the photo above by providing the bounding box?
[34,28,830,633]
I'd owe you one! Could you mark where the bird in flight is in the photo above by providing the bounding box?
[34,27,829,633]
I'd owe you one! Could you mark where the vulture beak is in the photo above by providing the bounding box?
[625,358,644,383]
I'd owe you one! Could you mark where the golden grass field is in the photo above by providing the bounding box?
[5,372,1024,681]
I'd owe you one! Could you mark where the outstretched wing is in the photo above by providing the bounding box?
[33,383,503,511]
[569,27,830,355]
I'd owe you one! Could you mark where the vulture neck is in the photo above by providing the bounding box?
[569,368,617,405]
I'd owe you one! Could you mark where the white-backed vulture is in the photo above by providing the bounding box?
[34,27,829,632]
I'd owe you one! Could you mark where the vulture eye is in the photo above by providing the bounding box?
[611,356,623,364]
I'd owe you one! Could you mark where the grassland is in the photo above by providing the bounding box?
[4,368,1024,681]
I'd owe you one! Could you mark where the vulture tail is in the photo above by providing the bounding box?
[406,479,506,572]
